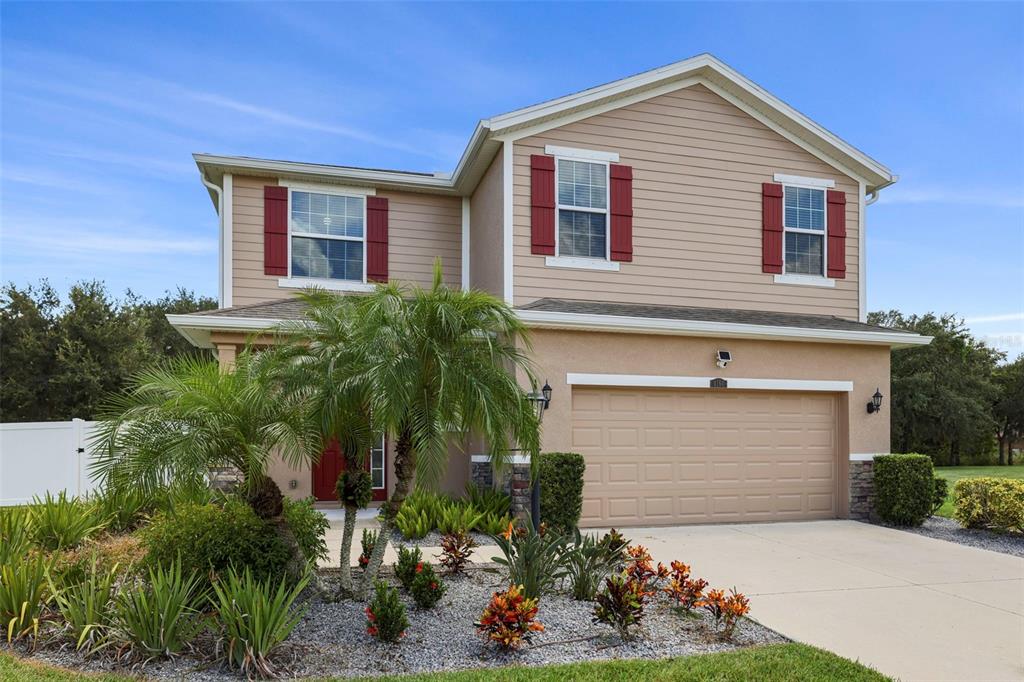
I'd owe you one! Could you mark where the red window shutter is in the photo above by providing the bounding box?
[263,186,288,276]
[609,164,634,262]
[530,155,556,255]
[366,196,389,283]
[826,189,847,279]
[762,183,784,274]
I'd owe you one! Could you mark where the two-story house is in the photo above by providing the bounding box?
[169,54,930,527]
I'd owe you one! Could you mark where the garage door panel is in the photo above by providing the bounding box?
[574,387,839,527]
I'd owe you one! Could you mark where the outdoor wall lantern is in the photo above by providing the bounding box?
[527,381,553,530]
[866,388,884,414]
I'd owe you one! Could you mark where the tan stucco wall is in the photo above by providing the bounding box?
[469,147,504,297]
[230,175,462,306]
[511,83,862,319]
[524,329,890,460]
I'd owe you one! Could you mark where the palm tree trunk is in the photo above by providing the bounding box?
[357,427,414,599]
[337,503,358,597]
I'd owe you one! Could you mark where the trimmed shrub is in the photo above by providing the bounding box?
[931,476,949,516]
[538,452,586,533]
[140,499,290,582]
[410,562,446,608]
[873,454,934,526]
[395,545,422,590]
[366,581,408,643]
[282,498,329,567]
[358,528,378,570]
[953,478,1024,533]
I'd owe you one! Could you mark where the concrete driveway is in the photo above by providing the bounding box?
[618,520,1023,681]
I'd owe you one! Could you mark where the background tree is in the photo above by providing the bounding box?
[993,355,1024,465]
[0,280,216,422]
[869,311,1003,465]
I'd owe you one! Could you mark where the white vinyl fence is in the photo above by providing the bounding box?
[0,419,101,505]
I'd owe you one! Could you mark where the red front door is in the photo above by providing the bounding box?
[312,436,387,502]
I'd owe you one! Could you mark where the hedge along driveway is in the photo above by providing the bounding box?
[613,520,1024,682]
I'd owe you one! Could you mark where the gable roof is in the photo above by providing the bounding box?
[194,53,896,201]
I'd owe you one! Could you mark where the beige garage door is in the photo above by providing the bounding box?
[572,387,839,527]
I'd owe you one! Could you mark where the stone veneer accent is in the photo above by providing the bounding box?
[471,459,533,520]
[849,459,876,521]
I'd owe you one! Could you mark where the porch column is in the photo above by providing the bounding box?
[216,343,237,371]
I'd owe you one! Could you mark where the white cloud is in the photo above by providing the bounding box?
[965,312,1024,324]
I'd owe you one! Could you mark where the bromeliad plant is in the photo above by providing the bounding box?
[210,566,310,678]
[366,581,408,643]
[410,562,446,608]
[475,584,544,652]
[491,519,568,600]
[699,588,750,640]
[439,531,477,575]
[395,545,423,590]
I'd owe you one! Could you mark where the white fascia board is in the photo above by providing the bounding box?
[165,313,301,349]
[222,174,233,308]
[517,309,933,348]
[193,154,456,193]
[773,173,835,188]
[461,197,470,290]
[544,145,620,162]
[567,373,854,393]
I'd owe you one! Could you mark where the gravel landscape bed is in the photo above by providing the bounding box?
[388,529,493,549]
[889,516,1024,557]
[10,567,786,681]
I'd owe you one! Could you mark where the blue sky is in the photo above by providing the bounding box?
[2,2,1022,357]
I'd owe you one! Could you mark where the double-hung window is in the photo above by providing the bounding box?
[782,185,826,276]
[289,189,365,282]
[556,158,609,260]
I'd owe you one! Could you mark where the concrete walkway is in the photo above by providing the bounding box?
[617,520,1024,682]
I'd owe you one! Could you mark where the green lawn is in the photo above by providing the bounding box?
[1,644,889,682]
[934,464,1024,518]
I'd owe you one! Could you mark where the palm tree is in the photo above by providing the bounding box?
[90,352,320,576]
[352,262,541,598]
[268,290,378,596]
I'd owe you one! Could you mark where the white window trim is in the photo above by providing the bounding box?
[773,273,835,288]
[370,433,386,490]
[554,155,612,262]
[545,256,620,271]
[780,181,829,278]
[283,185,369,288]
[773,173,835,189]
[544,145,619,163]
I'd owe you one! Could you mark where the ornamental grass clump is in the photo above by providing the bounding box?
[29,491,106,551]
[210,566,309,678]
[47,556,119,655]
[112,559,204,662]
[395,545,422,590]
[366,581,408,643]
[0,507,31,566]
[410,562,446,608]
[699,587,750,640]
[476,584,544,651]
[0,553,50,644]
[439,531,477,575]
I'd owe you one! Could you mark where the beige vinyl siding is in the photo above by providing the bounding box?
[469,147,504,297]
[230,176,462,306]
[511,84,861,319]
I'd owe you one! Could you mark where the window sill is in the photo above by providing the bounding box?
[773,274,835,288]
[278,277,376,293]
[545,256,620,272]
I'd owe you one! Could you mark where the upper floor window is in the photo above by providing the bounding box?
[290,190,365,281]
[783,185,825,276]
[557,159,608,260]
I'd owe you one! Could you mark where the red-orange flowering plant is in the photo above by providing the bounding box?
[663,560,708,613]
[624,544,668,590]
[475,584,544,651]
[410,562,446,608]
[699,587,750,640]
[439,531,477,575]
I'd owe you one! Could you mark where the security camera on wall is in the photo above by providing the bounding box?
[716,350,732,368]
